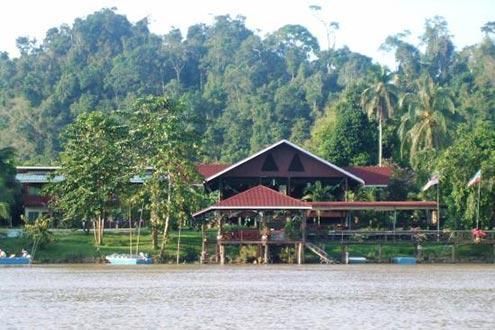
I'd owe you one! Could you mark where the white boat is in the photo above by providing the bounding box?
[105,253,152,265]
[105,207,153,265]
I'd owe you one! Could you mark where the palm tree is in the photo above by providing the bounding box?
[398,75,455,167]
[302,181,334,201]
[361,67,399,166]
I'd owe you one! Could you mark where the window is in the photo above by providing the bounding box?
[288,154,304,172]
[27,186,42,196]
[261,154,279,171]
[27,211,40,222]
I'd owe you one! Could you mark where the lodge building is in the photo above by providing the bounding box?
[15,140,437,263]
[192,140,437,264]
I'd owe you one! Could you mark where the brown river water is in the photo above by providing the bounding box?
[1,264,494,329]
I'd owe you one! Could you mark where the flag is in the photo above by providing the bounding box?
[467,170,481,187]
[422,175,439,192]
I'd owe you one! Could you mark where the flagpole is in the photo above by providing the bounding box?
[476,176,481,229]
[436,182,440,241]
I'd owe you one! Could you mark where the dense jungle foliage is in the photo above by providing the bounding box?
[1,9,495,228]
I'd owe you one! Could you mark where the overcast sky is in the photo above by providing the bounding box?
[1,0,493,67]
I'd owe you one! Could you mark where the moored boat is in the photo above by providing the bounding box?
[105,253,153,265]
[0,256,32,265]
[348,256,367,264]
[391,256,417,264]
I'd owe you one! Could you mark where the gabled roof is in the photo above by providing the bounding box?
[193,185,310,217]
[344,166,392,187]
[204,140,365,184]
[196,164,230,178]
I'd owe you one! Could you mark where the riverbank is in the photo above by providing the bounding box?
[0,228,201,263]
[1,228,494,263]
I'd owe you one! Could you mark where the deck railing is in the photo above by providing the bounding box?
[307,229,495,243]
[214,229,495,244]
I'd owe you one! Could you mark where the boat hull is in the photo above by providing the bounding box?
[348,257,367,264]
[391,256,417,265]
[105,255,153,265]
[0,257,32,265]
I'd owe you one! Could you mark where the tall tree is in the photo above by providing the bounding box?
[49,112,131,246]
[128,97,201,256]
[436,123,495,229]
[266,24,319,80]
[420,16,455,83]
[361,67,398,166]
[312,86,377,166]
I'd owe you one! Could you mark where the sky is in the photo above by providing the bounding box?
[0,0,493,67]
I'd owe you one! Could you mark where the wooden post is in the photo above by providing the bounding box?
[297,242,304,265]
[393,210,397,242]
[378,244,382,263]
[341,245,348,264]
[301,211,307,243]
[344,178,348,201]
[263,243,269,264]
[200,223,207,264]
[216,214,223,264]
[219,244,225,265]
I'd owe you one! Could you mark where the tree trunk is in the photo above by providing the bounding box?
[159,177,173,260]
[99,214,105,245]
[92,219,98,246]
[150,209,159,250]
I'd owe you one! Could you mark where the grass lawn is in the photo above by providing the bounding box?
[1,228,494,263]
[0,228,203,263]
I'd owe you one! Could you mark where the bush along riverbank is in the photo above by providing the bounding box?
[1,228,494,264]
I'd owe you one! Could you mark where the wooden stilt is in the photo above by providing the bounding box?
[451,245,456,263]
[200,223,207,264]
[220,244,225,265]
[216,214,223,264]
[297,242,304,264]
[264,243,269,264]
[378,244,382,263]
[341,245,348,264]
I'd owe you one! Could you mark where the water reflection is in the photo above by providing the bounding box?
[1,265,494,329]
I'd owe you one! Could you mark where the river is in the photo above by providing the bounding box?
[1,264,494,329]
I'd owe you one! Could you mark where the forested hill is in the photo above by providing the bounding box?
[0,9,494,170]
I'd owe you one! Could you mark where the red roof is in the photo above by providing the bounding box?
[193,185,310,217]
[344,166,391,186]
[310,201,437,210]
[218,185,309,208]
[196,164,230,178]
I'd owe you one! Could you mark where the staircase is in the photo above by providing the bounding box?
[305,242,334,264]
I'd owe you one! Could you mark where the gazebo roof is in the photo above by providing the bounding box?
[193,185,311,217]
